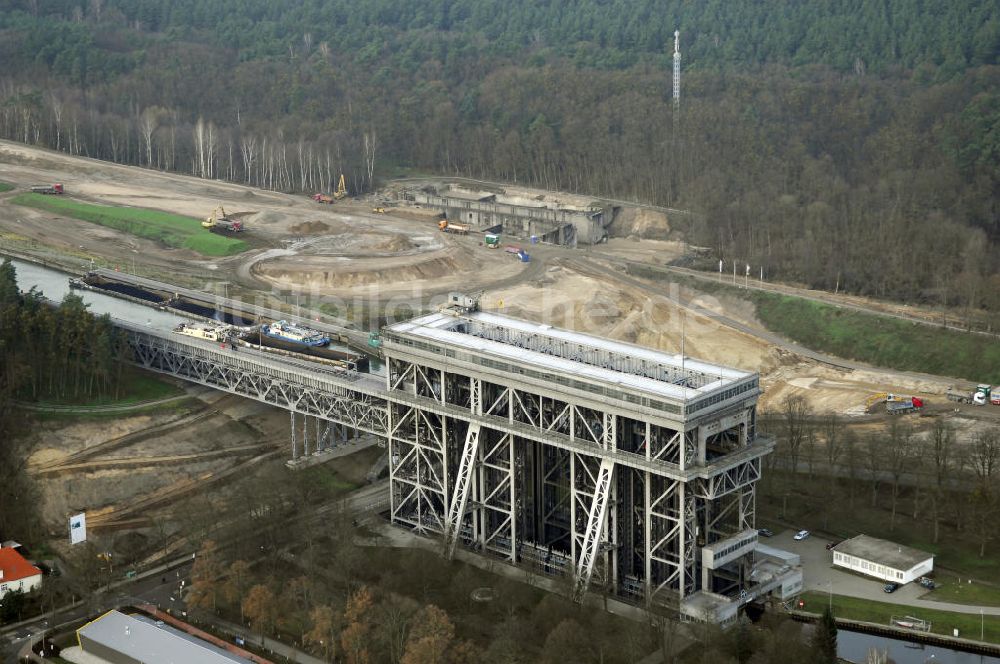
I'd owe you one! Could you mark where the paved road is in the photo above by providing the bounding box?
[1,557,196,662]
[771,529,1000,617]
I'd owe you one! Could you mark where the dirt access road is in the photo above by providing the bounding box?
[0,140,532,299]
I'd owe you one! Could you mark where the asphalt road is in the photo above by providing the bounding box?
[1,558,194,662]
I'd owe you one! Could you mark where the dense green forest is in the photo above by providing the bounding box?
[0,1,998,308]
[0,259,129,542]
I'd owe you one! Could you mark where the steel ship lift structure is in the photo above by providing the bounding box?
[120,293,800,623]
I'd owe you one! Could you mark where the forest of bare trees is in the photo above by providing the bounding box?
[0,1,997,307]
[770,396,1000,558]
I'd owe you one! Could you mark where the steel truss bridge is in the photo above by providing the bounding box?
[120,306,795,623]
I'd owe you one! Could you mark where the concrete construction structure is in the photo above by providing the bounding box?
[404,186,610,246]
[832,535,934,585]
[117,283,800,624]
[76,610,252,664]
[0,545,42,599]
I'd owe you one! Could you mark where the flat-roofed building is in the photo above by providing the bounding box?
[832,534,934,584]
[76,610,251,664]
[381,295,797,623]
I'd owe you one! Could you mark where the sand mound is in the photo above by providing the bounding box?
[371,234,417,252]
[610,208,671,240]
[253,251,469,290]
[289,220,331,234]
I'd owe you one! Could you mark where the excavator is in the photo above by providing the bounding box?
[313,174,349,204]
[202,205,244,232]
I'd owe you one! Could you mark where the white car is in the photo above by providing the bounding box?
[793,530,810,541]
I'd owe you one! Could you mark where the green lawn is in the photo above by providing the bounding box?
[11,193,247,256]
[298,464,359,497]
[922,578,1000,608]
[752,292,1000,384]
[800,591,1000,644]
[0,181,14,193]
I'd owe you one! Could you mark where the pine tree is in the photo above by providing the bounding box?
[812,606,838,664]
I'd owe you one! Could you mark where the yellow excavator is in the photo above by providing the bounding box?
[202,205,244,232]
[334,173,347,200]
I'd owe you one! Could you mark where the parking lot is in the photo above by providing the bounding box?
[765,528,1000,616]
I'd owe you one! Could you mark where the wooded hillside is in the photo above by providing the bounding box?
[0,1,998,309]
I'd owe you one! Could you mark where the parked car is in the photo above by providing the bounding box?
[883,582,900,593]
[758,528,774,537]
[919,577,937,590]
[793,530,810,541]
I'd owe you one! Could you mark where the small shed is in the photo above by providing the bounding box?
[832,534,933,584]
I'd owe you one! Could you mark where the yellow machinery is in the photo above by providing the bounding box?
[202,206,227,228]
[372,207,385,213]
[334,174,347,200]
[202,205,243,232]
[865,392,888,412]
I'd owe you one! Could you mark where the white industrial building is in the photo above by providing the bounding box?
[831,535,934,584]
[76,610,252,664]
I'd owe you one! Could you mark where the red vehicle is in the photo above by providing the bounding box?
[31,183,64,195]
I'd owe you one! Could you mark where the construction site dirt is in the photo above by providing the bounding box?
[3,138,999,564]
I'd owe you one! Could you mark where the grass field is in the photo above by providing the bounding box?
[0,181,14,193]
[924,578,1000,608]
[752,292,1000,384]
[11,193,247,256]
[800,591,1000,644]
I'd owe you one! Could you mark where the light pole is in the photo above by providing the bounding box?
[981,608,984,641]
[828,581,833,611]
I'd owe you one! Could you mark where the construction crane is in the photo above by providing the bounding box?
[334,174,347,200]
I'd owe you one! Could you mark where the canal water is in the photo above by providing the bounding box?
[8,258,184,331]
[839,629,999,663]
[5,256,386,374]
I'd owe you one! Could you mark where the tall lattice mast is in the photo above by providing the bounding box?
[672,30,681,108]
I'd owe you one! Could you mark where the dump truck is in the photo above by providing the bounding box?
[886,396,923,415]
[313,193,335,204]
[31,184,64,195]
[439,220,470,235]
[202,206,243,232]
